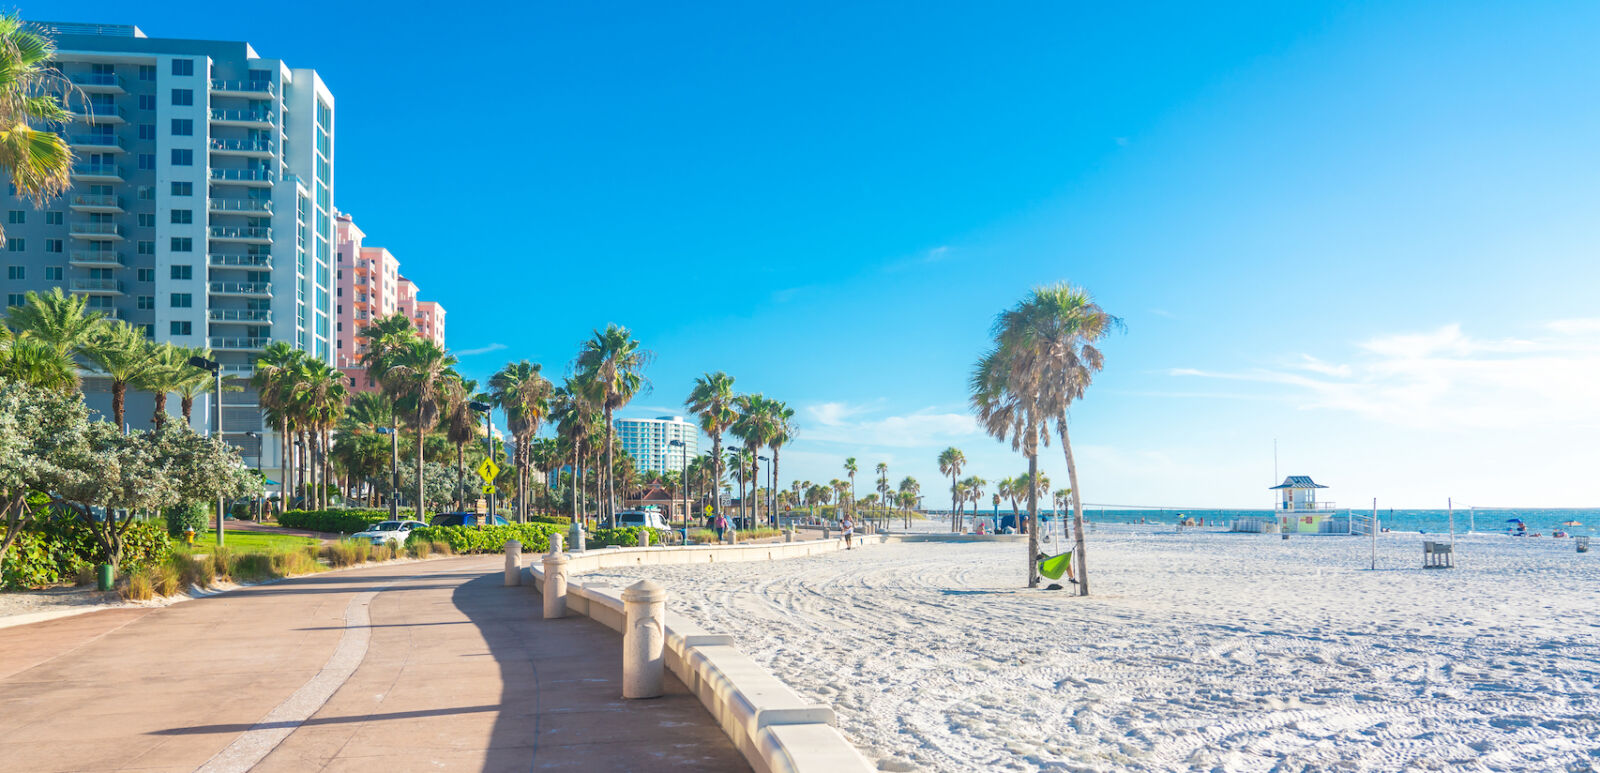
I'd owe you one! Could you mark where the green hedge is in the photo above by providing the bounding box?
[279,509,391,534]
[410,523,565,554]
[164,502,210,537]
[2,520,172,590]
[588,527,668,548]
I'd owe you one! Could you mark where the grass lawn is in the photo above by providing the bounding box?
[181,529,320,552]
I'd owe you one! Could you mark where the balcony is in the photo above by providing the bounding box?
[221,364,255,377]
[209,138,275,157]
[68,222,124,240]
[68,250,126,268]
[69,194,125,213]
[67,134,126,153]
[210,79,276,98]
[69,163,124,183]
[209,108,275,128]
[69,279,125,295]
[69,104,127,124]
[68,72,127,94]
[209,253,273,269]
[209,281,272,298]
[209,225,272,244]
[209,337,270,351]
[208,198,273,215]
[209,308,272,323]
[210,168,274,186]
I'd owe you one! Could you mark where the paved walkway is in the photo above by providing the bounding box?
[0,556,746,772]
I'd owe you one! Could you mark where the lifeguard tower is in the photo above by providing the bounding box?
[1270,475,1340,533]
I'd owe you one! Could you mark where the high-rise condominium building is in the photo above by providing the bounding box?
[2,21,337,477]
[614,416,700,474]
[334,212,445,392]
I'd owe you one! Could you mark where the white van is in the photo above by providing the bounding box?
[616,510,669,529]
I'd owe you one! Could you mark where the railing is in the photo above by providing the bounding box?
[209,138,274,153]
[68,222,123,236]
[209,337,270,350]
[209,309,272,322]
[71,163,123,178]
[209,108,274,124]
[68,250,125,265]
[69,72,124,88]
[1279,501,1338,511]
[211,168,273,183]
[209,79,275,96]
[71,104,126,121]
[71,194,123,209]
[209,281,272,295]
[70,279,124,293]
[68,134,125,149]
[208,253,273,268]
[209,226,272,240]
[209,198,273,213]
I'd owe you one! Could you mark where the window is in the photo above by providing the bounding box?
[139,65,155,81]
[170,293,192,308]
[171,149,193,166]
[137,213,155,228]
[137,241,155,255]
[171,182,192,196]
[45,239,63,253]
[138,154,155,170]
[45,267,62,281]
[137,268,155,282]
[171,59,193,76]
[138,124,155,140]
[171,209,192,224]
[170,321,192,336]
[171,118,192,136]
[171,89,193,106]
[170,265,192,280]
[137,296,154,310]
[6,266,21,279]
[139,94,155,110]
[137,186,154,200]
[171,237,193,252]
[45,211,63,225]
[5,294,22,308]
[7,211,23,224]
[5,238,22,251]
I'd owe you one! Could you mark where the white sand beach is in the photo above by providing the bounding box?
[584,525,1600,772]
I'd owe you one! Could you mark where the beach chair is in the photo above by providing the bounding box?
[1578,537,1590,554]
[1423,541,1454,569]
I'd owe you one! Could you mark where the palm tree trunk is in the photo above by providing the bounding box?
[456,442,466,511]
[279,419,289,518]
[603,406,615,527]
[415,408,426,521]
[112,380,126,431]
[950,474,958,532]
[324,427,334,509]
[181,395,194,427]
[1059,421,1088,596]
[771,449,781,530]
[152,393,167,431]
[1026,453,1040,588]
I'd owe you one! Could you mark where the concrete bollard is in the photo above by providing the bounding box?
[786,526,794,543]
[504,540,522,586]
[569,521,585,553]
[823,525,830,540]
[543,552,570,619]
[549,532,564,554]
[638,527,650,547]
[622,579,667,699]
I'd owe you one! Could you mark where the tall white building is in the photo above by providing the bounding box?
[1,22,337,479]
[614,416,699,474]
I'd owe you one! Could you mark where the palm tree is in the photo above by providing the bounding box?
[132,343,187,431]
[685,371,738,525]
[439,377,478,511]
[972,283,1119,594]
[961,476,986,532]
[874,462,889,528]
[898,476,920,528]
[730,393,776,525]
[382,338,458,521]
[0,325,75,389]
[491,361,553,523]
[843,457,858,523]
[361,312,420,515]
[171,345,222,426]
[0,16,73,241]
[345,391,394,433]
[253,342,303,515]
[5,288,103,380]
[765,401,795,528]
[573,324,651,527]
[552,378,599,525]
[81,320,152,429]
[937,447,965,532]
[299,359,348,510]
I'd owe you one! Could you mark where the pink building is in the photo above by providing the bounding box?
[335,212,446,393]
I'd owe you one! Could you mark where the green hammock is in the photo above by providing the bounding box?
[1038,551,1073,581]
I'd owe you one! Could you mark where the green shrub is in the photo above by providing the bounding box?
[279,508,391,534]
[1,520,173,590]
[527,514,572,526]
[172,552,214,589]
[122,569,153,601]
[228,552,274,582]
[164,502,210,538]
[587,527,669,549]
[409,523,564,554]
[152,563,181,596]
[268,546,321,577]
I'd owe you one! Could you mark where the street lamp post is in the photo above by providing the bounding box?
[187,356,225,547]
[668,439,687,544]
[758,455,771,529]
[244,431,262,521]
[470,401,493,519]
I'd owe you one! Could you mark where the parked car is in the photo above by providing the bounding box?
[616,510,669,530]
[428,512,511,528]
[352,519,426,546]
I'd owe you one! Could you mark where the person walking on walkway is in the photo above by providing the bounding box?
[841,515,854,550]
[715,513,728,541]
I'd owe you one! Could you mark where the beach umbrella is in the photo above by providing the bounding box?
[1562,520,1583,526]
[1506,518,1523,523]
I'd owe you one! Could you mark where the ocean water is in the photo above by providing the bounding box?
[948,508,1600,536]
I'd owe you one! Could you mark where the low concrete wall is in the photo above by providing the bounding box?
[522,537,875,773]
[885,533,1027,543]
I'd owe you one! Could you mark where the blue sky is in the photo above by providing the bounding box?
[47,1,1600,507]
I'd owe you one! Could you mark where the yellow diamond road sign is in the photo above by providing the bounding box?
[482,484,496,495]
[476,458,500,483]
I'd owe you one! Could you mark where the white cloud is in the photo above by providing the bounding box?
[1172,322,1600,430]
[801,402,978,447]
[455,342,507,357]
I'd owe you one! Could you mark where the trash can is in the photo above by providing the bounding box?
[96,564,114,591]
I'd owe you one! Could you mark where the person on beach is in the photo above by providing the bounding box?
[841,515,854,549]
[715,513,727,541]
